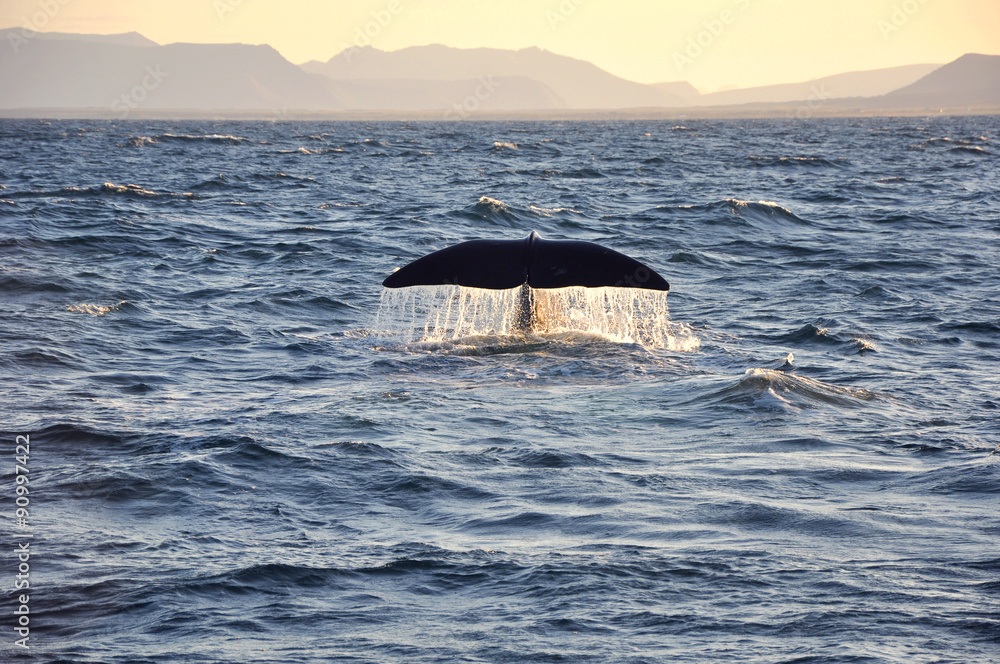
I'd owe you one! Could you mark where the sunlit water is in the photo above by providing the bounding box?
[1,117,998,663]
[373,284,699,351]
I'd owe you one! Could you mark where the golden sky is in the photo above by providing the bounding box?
[3,0,998,91]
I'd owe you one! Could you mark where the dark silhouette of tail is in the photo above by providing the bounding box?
[382,231,669,291]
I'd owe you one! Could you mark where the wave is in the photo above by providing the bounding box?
[869,212,946,228]
[488,140,566,156]
[67,300,127,316]
[765,323,879,354]
[0,275,73,294]
[704,368,880,412]
[120,135,159,148]
[252,172,316,189]
[3,182,195,200]
[747,155,848,168]
[291,132,333,141]
[154,133,248,144]
[7,348,83,370]
[191,174,245,191]
[460,195,522,226]
[558,167,606,179]
[527,204,581,217]
[915,136,990,150]
[856,284,907,303]
[949,146,990,156]
[654,198,811,227]
[13,422,126,448]
[475,446,606,469]
[101,182,157,196]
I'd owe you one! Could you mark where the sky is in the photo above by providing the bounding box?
[2,0,998,91]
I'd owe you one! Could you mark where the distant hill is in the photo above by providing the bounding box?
[650,81,702,104]
[0,38,348,110]
[698,64,941,106]
[0,29,158,48]
[302,44,687,109]
[884,53,1000,107]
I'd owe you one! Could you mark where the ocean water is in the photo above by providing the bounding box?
[1,117,998,663]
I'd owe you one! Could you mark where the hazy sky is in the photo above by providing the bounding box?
[3,0,998,91]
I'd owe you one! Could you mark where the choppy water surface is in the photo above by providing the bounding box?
[1,117,999,663]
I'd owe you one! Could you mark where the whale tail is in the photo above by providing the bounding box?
[382,231,669,292]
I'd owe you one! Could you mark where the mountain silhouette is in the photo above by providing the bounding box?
[885,53,1000,107]
[698,64,940,106]
[0,31,996,116]
[302,44,686,109]
[0,37,346,110]
[0,29,157,48]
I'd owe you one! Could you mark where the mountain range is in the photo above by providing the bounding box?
[1,30,998,117]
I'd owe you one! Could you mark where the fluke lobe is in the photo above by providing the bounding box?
[382,231,669,332]
[382,231,669,291]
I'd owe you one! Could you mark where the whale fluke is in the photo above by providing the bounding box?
[382,231,669,291]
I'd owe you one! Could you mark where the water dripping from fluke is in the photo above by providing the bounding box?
[373,232,699,352]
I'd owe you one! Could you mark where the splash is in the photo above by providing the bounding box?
[67,301,126,316]
[372,285,699,351]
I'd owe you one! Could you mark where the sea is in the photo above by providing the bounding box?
[1,116,998,663]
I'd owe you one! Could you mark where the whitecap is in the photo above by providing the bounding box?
[67,301,126,316]
[101,182,157,196]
